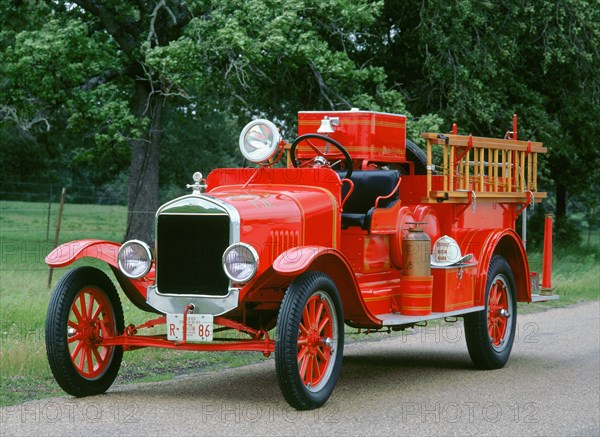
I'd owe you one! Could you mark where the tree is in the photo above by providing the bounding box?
[0,0,131,194]
[2,0,422,242]
[55,1,193,242]
[370,0,600,227]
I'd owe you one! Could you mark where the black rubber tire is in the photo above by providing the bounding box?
[45,266,124,397]
[406,139,428,175]
[275,271,344,410]
[464,255,517,369]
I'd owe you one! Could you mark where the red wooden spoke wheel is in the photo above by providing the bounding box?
[464,255,517,369]
[276,272,344,410]
[46,267,124,397]
[67,286,118,379]
[487,276,513,350]
[297,292,337,391]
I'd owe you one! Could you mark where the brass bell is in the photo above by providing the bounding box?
[317,116,339,134]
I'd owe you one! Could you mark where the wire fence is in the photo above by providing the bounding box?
[1,183,129,277]
[0,180,128,250]
[0,180,127,205]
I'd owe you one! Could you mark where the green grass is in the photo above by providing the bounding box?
[519,238,600,313]
[0,200,598,406]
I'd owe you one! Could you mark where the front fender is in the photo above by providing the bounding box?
[46,239,156,313]
[274,246,381,328]
[46,239,121,269]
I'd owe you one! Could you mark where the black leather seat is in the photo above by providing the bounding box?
[338,170,401,229]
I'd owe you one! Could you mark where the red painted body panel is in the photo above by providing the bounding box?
[297,111,407,163]
[431,266,477,312]
[273,245,333,275]
[388,206,416,269]
[207,168,343,306]
[455,228,531,304]
[412,205,443,244]
[357,270,403,316]
[273,246,382,327]
[340,230,391,274]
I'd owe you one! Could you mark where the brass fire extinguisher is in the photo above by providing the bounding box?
[402,222,431,276]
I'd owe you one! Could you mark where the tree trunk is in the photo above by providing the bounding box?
[555,182,567,219]
[124,80,164,243]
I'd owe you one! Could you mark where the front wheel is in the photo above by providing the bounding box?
[275,271,344,410]
[45,266,124,396]
[464,255,517,369]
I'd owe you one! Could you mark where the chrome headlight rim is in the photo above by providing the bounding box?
[238,119,281,163]
[222,242,259,284]
[118,239,152,279]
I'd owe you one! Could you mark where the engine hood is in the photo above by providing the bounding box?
[208,184,341,258]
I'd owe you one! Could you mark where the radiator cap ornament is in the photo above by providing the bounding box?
[186,172,206,194]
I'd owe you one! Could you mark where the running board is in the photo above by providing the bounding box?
[377,306,485,326]
[531,293,560,302]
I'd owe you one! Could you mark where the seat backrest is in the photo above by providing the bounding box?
[338,170,400,214]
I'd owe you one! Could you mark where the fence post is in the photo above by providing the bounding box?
[47,187,67,289]
[46,185,52,241]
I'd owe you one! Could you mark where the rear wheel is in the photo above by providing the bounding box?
[406,139,428,175]
[384,139,428,175]
[275,271,344,410]
[464,255,517,369]
[46,267,124,396]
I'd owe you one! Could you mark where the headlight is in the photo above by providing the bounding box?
[239,119,281,163]
[222,243,259,283]
[118,240,152,279]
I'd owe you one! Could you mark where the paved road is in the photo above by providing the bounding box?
[2,301,599,436]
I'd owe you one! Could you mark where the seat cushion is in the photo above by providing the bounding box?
[338,170,400,229]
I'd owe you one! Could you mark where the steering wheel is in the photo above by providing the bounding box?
[289,134,353,179]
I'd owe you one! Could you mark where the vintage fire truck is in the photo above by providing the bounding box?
[45,109,557,410]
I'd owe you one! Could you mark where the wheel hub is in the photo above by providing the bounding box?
[308,324,320,354]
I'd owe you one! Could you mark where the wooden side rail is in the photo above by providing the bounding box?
[421,132,547,204]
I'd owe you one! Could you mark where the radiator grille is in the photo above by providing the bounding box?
[156,214,230,295]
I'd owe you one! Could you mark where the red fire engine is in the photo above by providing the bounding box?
[45,110,557,410]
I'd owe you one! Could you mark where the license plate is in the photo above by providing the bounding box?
[166,313,213,342]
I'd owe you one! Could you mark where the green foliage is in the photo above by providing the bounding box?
[1,0,421,200]
[0,6,134,187]
[370,0,599,232]
[159,107,241,185]
[1,16,125,128]
[146,0,404,120]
